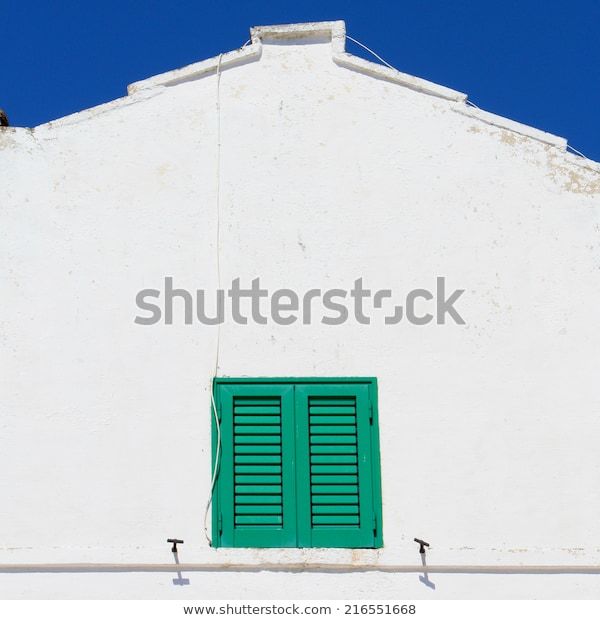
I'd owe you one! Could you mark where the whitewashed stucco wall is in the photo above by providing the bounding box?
[1,22,600,599]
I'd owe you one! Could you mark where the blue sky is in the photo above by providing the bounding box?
[1,1,599,161]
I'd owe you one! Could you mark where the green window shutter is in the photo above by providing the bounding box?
[212,378,382,549]
[215,384,297,547]
[295,383,377,548]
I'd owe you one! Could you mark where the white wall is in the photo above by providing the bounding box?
[1,21,600,599]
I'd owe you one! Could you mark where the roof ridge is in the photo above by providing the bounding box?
[33,20,595,162]
[126,20,466,103]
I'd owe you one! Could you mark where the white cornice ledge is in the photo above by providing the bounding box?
[127,20,466,103]
[127,43,261,94]
[117,20,588,157]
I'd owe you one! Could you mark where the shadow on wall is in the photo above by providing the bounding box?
[419,553,435,590]
[172,552,190,587]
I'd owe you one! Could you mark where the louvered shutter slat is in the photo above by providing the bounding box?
[234,396,282,525]
[309,395,359,528]
[217,385,296,547]
[296,384,376,548]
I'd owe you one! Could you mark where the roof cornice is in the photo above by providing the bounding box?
[40,19,595,161]
[127,20,466,103]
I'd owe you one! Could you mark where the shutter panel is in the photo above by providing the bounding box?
[213,378,382,549]
[309,396,360,527]
[216,384,296,547]
[295,383,376,548]
[234,396,283,527]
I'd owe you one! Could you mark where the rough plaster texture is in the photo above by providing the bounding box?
[1,21,600,599]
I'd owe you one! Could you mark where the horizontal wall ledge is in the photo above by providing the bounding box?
[1,563,600,574]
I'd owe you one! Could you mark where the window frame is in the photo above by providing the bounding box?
[211,377,383,549]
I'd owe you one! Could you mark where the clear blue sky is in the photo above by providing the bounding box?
[1,1,599,161]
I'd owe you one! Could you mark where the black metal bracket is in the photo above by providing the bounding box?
[414,538,430,554]
[167,538,184,553]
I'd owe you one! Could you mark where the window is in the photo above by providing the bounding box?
[211,378,383,548]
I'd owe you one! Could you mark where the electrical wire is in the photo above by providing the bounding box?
[203,389,221,545]
[567,144,591,161]
[203,33,397,546]
[347,33,483,111]
[203,53,224,546]
[345,34,396,71]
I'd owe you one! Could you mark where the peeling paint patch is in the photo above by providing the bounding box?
[0,129,17,150]
[545,152,600,195]
[500,130,527,147]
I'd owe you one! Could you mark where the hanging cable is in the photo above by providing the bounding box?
[347,33,483,111]
[203,53,224,546]
[345,34,396,71]
[567,144,591,161]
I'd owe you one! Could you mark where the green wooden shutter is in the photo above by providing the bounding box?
[212,378,382,549]
[216,384,297,547]
[295,383,378,548]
